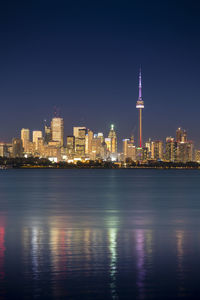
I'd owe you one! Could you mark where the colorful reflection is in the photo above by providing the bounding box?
[0,217,6,282]
[109,228,118,299]
[135,230,146,299]
[176,230,186,297]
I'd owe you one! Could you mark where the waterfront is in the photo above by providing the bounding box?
[1,169,200,299]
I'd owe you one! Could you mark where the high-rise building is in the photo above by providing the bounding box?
[33,131,43,150]
[136,69,144,148]
[51,118,64,146]
[21,128,30,152]
[176,127,187,143]
[176,141,193,163]
[195,150,200,163]
[0,143,9,157]
[108,124,117,154]
[12,138,23,158]
[123,138,136,161]
[165,137,177,162]
[145,138,152,159]
[44,125,52,144]
[73,127,87,156]
[66,136,75,156]
[85,129,93,155]
[105,138,111,152]
[73,127,86,138]
[151,141,163,160]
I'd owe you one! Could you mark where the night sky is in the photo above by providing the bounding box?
[1,0,200,148]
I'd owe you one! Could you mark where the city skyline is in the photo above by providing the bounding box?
[0,67,198,153]
[1,1,200,146]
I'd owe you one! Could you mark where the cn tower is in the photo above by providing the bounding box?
[136,68,144,148]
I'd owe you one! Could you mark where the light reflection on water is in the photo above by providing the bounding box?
[0,169,200,299]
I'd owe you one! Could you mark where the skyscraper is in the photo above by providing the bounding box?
[151,141,163,160]
[73,127,87,156]
[85,129,93,155]
[176,127,187,143]
[73,127,86,138]
[51,118,64,146]
[21,128,30,152]
[136,69,144,148]
[108,124,117,154]
[66,136,75,156]
[44,125,52,144]
[33,131,43,150]
[12,138,23,158]
[123,138,136,162]
[165,137,177,162]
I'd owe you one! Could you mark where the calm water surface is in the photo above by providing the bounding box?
[0,169,200,299]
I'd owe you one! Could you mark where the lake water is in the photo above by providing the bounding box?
[0,169,200,299]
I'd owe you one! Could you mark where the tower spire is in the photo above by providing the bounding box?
[138,67,142,100]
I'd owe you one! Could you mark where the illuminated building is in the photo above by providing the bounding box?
[123,137,136,161]
[151,141,163,160]
[0,143,9,157]
[97,132,104,142]
[165,137,177,162]
[37,138,44,154]
[12,138,23,158]
[73,127,87,156]
[38,144,61,161]
[33,131,42,150]
[51,118,64,146]
[85,129,93,155]
[21,128,30,152]
[25,141,35,157]
[176,141,193,163]
[145,138,152,159]
[105,138,111,152]
[136,69,144,148]
[195,150,200,163]
[73,127,86,138]
[91,134,104,160]
[108,124,117,154]
[44,125,52,144]
[176,127,187,143]
[66,136,75,156]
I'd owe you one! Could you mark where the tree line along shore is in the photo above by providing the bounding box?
[0,157,200,169]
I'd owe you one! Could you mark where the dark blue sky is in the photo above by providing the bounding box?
[1,0,200,147]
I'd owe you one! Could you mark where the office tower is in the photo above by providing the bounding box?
[105,138,111,152]
[108,124,117,154]
[51,117,64,146]
[66,136,75,155]
[73,127,87,156]
[85,129,93,155]
[195,150,200,163]
[176,127,187,143]
[136,69,144,148]
[12,138,23,158]
[37,138,44,154]
[176,141,193,163]
[97,133,104,142]
[151,141,163,160]
[123,138,136,162]
[44,125,52,144]
[165,137,177,162]
[0,143,9,157]
[145,138,152,159]
[73,127,86,138]
[91,135,102,160]
[33,131,43,150]
[21,128,30,152]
